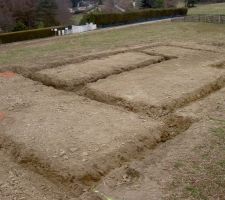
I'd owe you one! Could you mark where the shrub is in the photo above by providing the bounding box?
[80,8,188,26]
[0,26,64,44]
[152,0,165,8]
[188,0,197,7]
[12,21,28,32]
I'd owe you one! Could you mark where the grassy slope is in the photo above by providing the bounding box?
[188,3,225,15]
[169,121,225,199]
[1,22,225,69]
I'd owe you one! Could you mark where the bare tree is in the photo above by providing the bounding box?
[55,0,72,25]
[0,0,14,31]
[102,0,133,12]
[0,0,72,32]
[12,0,38,28]
[117,0,133,10]
[164,0,178,7]
[103,0,115,12]
[0,0,37,31]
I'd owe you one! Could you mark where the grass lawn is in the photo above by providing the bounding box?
[170,121,225,199]
[188,3,225,15]
[1,21,225,70]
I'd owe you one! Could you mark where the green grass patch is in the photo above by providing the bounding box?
[174,161,184,169]
[185,186,206,199]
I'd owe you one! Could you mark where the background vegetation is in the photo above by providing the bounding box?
[81,8,187,26]
[0,0,71,32]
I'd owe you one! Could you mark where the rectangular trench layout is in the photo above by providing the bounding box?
[0,43,225,199]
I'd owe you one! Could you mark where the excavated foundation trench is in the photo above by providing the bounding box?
[81,75,225,119]
[0,43,225,199]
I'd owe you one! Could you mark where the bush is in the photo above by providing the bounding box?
[152,0,165,8]
[80,8,188,26]
[12,21,28,32]
[0,26,64,44]
[188,0,197,7]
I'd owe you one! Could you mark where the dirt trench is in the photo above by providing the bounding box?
[0,43,225,199]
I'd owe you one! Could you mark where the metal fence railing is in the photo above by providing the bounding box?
[172,15,225,24]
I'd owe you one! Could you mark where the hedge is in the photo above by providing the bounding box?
[80,8,188,26]
[0,26,64,44]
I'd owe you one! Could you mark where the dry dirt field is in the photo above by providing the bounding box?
[0,22,225,200]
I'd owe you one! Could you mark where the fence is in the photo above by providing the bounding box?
[71,23,97,34]
[172,15,225,24]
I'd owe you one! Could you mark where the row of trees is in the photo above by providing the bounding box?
[0,0,71,32]
[101,0,177,12]
[0,0,180,32]
[71,0,176,9]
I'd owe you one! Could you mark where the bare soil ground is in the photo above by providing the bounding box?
[1,22,225,200]
[34,52,163,90]
[0,150,71,200]
[83,46,225,117]
[0,75,163,190]
[94,87,225,200]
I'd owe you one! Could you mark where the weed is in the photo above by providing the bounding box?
[174,161,184,169]
[185,186,205,199]
[218,160,225,168]
[93,189,115,200]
